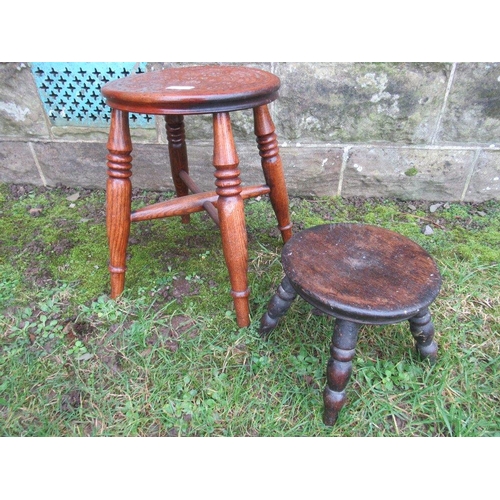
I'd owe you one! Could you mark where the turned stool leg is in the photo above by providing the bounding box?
[106,109,133,299]
[213,112,250,328]
[165,115,190,224]
[323,320,360,426]
[253,105,292,243]
[409,307,438,363]
[259,276,297,338]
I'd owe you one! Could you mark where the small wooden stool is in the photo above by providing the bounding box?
[101,66,292,327]
[259,223,442,426]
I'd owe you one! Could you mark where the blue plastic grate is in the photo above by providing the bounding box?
[31,62,154,127]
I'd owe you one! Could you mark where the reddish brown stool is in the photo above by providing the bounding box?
[259,223,441,425]
[101,66,292,327]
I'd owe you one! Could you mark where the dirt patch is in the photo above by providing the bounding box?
[100,349,124,373]
[8,184,47,199]
[156,277,200,304]
[60,389,83,412]
[26,265,56,289]
[64,320,95,343]
[144,315,199,354]
[51,239,74,255]
[171,315,199,338]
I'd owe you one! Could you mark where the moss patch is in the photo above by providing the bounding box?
[405,167,418,177]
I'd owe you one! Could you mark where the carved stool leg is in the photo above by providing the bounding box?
[213,112,250,328]
[106,109,133,299]
[259,276,297,338]
[253,105,292,243]
[409,307,438,363]
[165,115,190,224]
[323,319,360,426]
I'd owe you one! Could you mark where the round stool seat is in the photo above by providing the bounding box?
[101,65,280,115]
[260,223,442,426]
[282,223,442,324]
[102,65,292,328]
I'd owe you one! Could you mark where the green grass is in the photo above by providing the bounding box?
[0,183,499,436]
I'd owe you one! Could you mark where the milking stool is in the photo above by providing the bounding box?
[259,223,442,426]
[101,65,292,327]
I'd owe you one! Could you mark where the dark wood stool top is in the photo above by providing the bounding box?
[101,65,280,115]
[260,222,441,426]
[282,224,442,324]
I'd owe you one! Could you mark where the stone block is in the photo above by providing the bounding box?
[184,143,342,197]
[342,147,475,201]
[107,141,340,198]
[273,62,450,144]
[439,62,500,145]
[464,149,500,201]
[0,63,50,138]
[50,124,157,143]
[32,141,107,189]
[279,146,342,196]
[0,141,43,185]
[31,141,178,190]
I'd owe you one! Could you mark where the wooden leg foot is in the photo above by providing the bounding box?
[259,276,297,338]
[323,319,359,426]
[106,109,132,299]
[213,112,250,327]
[323,388,345,426]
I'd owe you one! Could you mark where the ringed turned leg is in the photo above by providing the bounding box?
[253,105,292,243]
[213,112,250,328]
[259,276,297,338]
[106,109,133,299]
[165,115,190,224]
[409,307,438,363]
[323,320,360,426]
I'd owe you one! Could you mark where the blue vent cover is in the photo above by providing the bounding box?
[31,62,154,127]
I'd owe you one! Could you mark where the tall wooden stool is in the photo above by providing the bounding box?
[259,223,441,425]
[101,66,292,327]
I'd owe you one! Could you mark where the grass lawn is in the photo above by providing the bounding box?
[0,183,498,437]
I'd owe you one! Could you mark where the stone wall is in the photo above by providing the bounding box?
[1,62,499,201]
